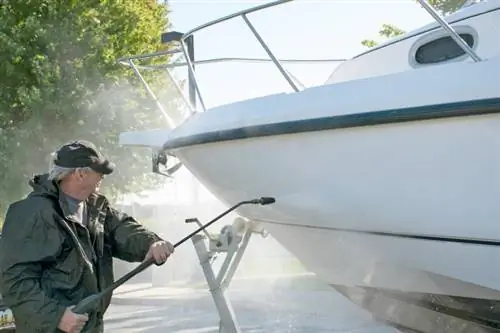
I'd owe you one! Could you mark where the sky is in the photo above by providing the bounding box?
[165,0,437,109]
[124,0,442,204]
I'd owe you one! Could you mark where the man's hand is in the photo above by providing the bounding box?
[57,307,88,333]
[144,240,174,265]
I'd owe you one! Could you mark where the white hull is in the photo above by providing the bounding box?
[261,221,500,300]
[120,53,500,299]
[168,111,500,299]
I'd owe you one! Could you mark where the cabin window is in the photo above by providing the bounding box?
[414,33,475,65]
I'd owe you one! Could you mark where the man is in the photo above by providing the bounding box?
[0,140,174,333]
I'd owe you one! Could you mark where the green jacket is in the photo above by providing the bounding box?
[0,174,162,332]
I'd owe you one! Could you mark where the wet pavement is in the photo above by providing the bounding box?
[103,274,399,333]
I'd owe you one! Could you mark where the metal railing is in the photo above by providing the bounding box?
[415,0,481,62]
[117,0,482,127]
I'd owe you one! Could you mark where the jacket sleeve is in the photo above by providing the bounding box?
[105,206,163,262]
[0,201,67,332]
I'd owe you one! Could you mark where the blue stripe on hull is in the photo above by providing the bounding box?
[162,97,500,150]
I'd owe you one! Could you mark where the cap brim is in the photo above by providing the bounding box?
[91,159,115,175]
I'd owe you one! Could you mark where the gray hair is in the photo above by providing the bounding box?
[47,151,92,182]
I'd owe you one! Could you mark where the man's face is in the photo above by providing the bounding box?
[75,169,105,197]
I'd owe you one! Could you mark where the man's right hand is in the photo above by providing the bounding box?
[57,307,89,333]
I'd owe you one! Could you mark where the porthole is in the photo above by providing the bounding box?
[415,33,474,64]
[409,26,478,67]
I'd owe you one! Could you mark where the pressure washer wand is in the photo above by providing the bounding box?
[72,196,275,314]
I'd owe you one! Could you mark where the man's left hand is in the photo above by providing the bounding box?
[144,240,174,265]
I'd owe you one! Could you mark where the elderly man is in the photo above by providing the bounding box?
[0,140,174,333]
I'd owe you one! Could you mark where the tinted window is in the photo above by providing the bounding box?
[415,33,475,64]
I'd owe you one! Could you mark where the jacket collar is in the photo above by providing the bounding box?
[28,173,103,223]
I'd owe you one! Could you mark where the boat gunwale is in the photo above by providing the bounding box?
[162,97,500,151]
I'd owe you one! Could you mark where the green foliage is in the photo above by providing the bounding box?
[361,24,406,48]
[427,0,467,15]
[0,0,183,215]
[361,0,467,47]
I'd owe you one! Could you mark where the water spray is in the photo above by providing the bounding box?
[72,196,276,314]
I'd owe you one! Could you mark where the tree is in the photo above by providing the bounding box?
[361,24,406,48]
[361,0,467,47]
[0,0,184,216]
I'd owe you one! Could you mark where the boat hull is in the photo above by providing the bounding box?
[169,111,500,299]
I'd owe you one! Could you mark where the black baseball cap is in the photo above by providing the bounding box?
[54,140,115,175]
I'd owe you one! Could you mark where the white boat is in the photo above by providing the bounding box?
[118,0,500,331]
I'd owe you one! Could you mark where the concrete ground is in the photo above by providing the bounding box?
[103,274,399,333]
